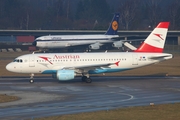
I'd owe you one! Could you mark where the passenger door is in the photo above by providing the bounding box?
[29,56,35,67]
[132,54,138,65]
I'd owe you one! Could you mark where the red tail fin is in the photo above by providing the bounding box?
[134,22,169,53]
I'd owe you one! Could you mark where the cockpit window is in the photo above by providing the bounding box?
[13,59,17,62]
[13,59,23,63]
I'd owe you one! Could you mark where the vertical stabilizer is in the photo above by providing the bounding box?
[134,22,169,53]
[105,13,120,35]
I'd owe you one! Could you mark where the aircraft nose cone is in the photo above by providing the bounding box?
[6,63,16,73]
[6,63,12,72]
[32,40,37,46]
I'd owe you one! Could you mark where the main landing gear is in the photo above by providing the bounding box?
[81,76,92,83]
[29,73,34,83]
[29,73,92,83]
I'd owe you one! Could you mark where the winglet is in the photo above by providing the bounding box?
[134,22,169,53]
[105,13,120,35]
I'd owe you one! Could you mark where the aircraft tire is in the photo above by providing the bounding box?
[85,78,92,83]
[29,79,34,83]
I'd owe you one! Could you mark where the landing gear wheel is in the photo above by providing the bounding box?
[81,76,87,82]
[29,79,34,83]
[30,73,34,83]
[85,78,92,83]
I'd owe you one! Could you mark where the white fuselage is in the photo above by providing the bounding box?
[6,52,172,75]
[34,35,119,48]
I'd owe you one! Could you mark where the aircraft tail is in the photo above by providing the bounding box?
[134,22,169,53]
[105,13,120,35]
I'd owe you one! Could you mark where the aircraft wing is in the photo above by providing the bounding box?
[111,35,140,39]
[62,61,120,73]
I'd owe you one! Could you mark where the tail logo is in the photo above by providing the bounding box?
[153,33,164,40]
[112,21,118,31]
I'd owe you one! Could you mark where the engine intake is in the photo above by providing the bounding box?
[112,41,123,48]
[89,43,100,49]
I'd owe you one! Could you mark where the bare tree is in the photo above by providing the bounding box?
[118,0,141,30]
[55,0,63,22]
[66,0,70,19]
[144,0,163,28]
[168,0,180,30]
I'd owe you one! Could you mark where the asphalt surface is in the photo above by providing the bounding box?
[0,76,180,120]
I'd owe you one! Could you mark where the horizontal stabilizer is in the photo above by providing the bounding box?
[148,55,173,60]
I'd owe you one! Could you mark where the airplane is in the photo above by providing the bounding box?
[32,13,125,51]
[6,22,172,83]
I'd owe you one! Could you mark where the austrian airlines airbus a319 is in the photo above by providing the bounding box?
[6,22,172,83]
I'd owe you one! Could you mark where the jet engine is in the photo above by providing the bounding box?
[89,43,100,49]
[112,41,123,48]
[56,70,75,81]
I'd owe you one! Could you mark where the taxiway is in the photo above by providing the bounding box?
[0,76,180,120]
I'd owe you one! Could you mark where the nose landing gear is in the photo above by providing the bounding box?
[30,73,34,83]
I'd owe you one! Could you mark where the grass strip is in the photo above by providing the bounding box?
[0,94,19,103]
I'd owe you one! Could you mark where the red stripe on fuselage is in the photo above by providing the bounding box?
[134,42,163,53]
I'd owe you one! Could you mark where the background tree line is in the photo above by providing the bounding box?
[0,0,179,30]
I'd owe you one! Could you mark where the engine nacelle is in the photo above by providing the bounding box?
[89,43,100,49]
[56,70,75,81]
[112,41,123,48]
